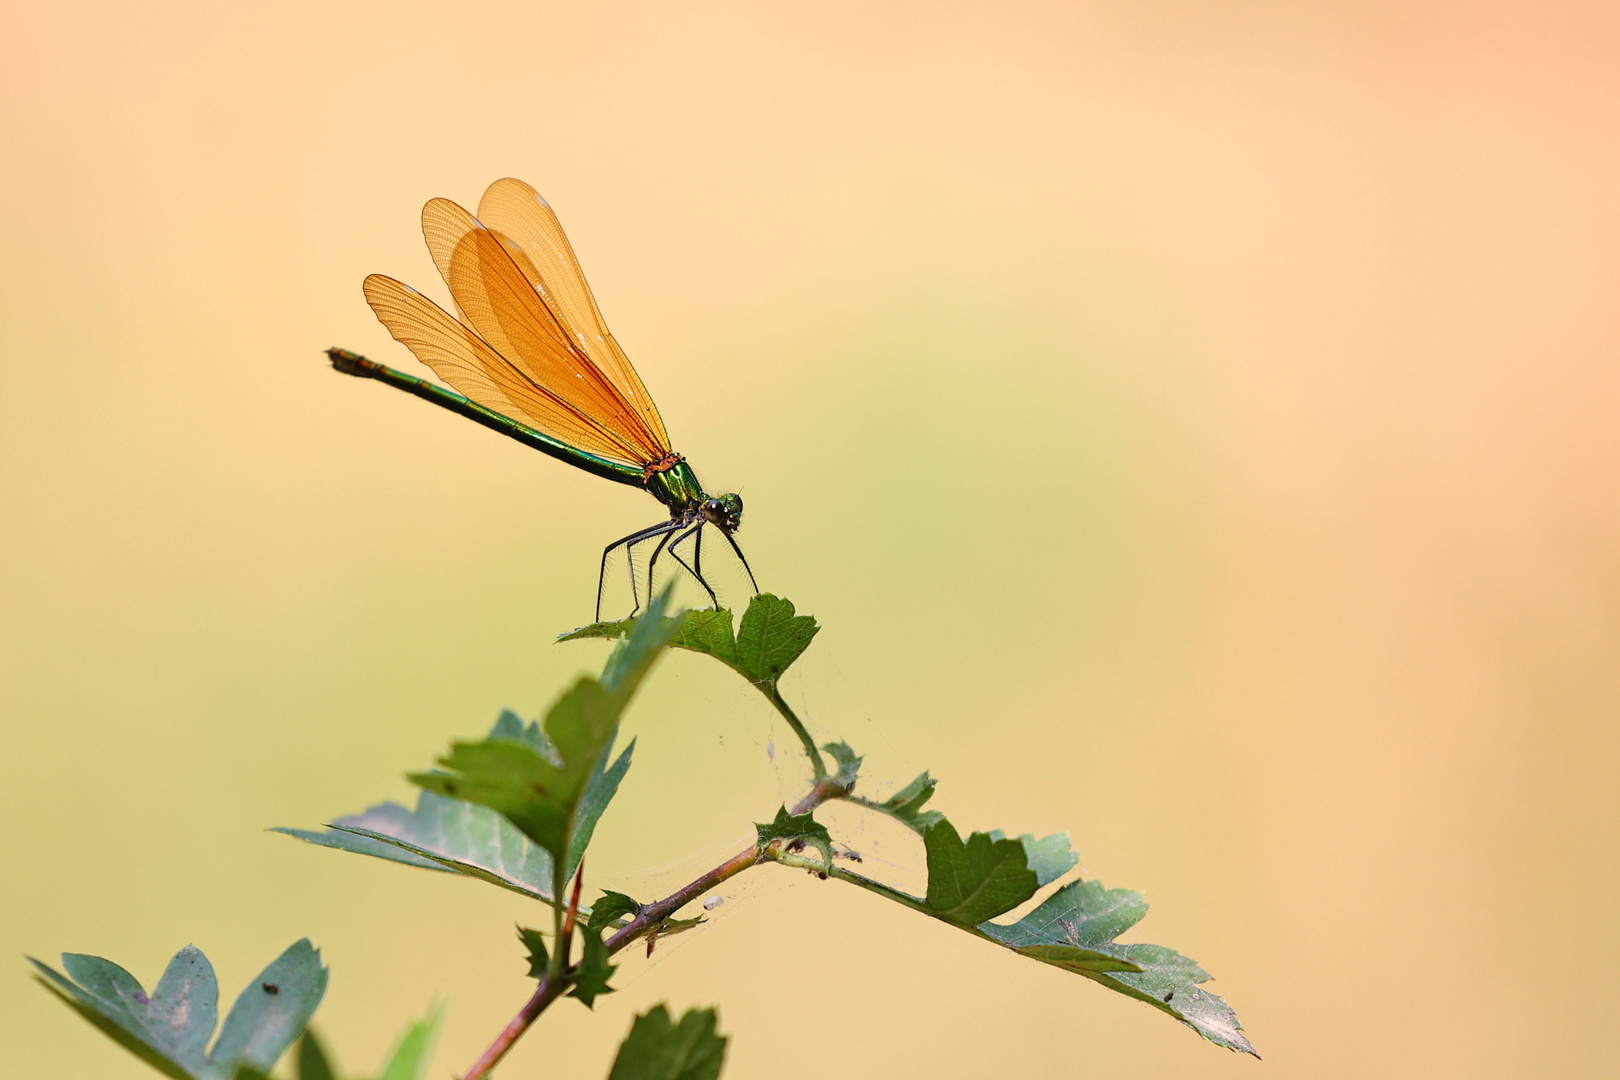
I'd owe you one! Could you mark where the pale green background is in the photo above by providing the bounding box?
[3,2,1617,1077]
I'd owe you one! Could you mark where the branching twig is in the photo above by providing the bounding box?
[461,778,852,1079]
[605,776,847,956]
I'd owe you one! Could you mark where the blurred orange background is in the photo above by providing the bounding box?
[3,1,1617,1077]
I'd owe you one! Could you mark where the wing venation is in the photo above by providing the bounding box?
[477,178,671,447]
[418,197,670,464]
[362,274,645,465]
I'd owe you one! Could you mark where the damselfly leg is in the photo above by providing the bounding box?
[629,528,680,618]
[662,518,718,609]
[601,511,758,622]
[716,528,760,596]
[598,518,683,622]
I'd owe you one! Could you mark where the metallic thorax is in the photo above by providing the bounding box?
[644,457,743,532]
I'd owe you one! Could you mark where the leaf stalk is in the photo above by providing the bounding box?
[767,849,935,914]
[766,684,827,783]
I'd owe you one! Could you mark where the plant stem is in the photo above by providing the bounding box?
[764,850,1142,977]
[765,683,827,783]
[767,850,935,915]
[461,780,849,1078]
[605,844,764,955]
[462,973,566,1080]
[559,862,584,967]
[459,852,764,1080]
[605,776,845,954]
[546,864,567,982]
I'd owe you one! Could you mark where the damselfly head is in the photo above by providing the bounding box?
[702,493,743,532]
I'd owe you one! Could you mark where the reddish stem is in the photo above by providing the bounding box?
[461,778,850,1079]
[560,858,585,966]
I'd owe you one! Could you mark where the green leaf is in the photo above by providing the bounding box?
[413,591,681,867]
[588,890,642,934]
[921,819,1040,927]
[517,926,549,978]
[986,830,1079,887]
[568,739,636,882]
[138,947,217,1075]
[666,609,741,666]
[754,805,833,869]
[600,584,687,697]
[561,608,736,669]
[733,594,818,685]
[978,879,1255,1055]
[860,771,944,833]
[485,708,561,761]
[376,1003,445,1080]
[568,930,616,1008]
[1020,833,1079,887]
[563,594,817,690]
[296,1031,336,1080]
[977,878,1150,963]
[31,941,327,1080]
[232,1068,272,1080]
[409,701,598,866]
[282,1009,442,1080]
[557,616,639,644]
[31,947,212,1080]
[822,741,862,789]
[607,1005,727,1080]
[209,940,330,1078]
[276,786,557,902]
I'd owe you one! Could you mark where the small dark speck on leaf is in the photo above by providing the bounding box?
[443,782,458,795]
[262,983,280,995]
[1162,991,1173,1003]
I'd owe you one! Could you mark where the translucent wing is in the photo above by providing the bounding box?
[476,178,671,448]
[362,274,645,465]
[419,197,670,466]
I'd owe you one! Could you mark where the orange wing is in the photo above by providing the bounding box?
[363,187,672,467]
[362,275,650,466]
[476,178,671,449]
